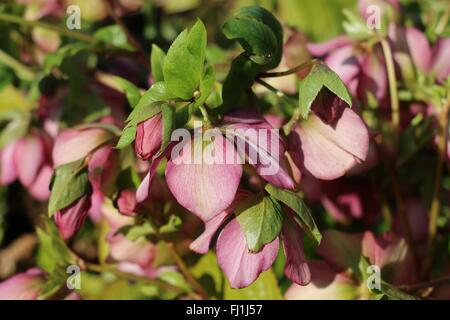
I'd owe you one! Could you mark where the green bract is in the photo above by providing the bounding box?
[298,63,352,118]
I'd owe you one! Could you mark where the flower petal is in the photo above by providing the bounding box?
[290,107,369,180]
[28,165,52,201]
[307,36,352,56]
[0,268,45,300]
[52,128,112,167]
[216,218,279,289]
[0,142,18,185]
[54,195,91,240]
[281,217,311,285]
[166,134,242,221]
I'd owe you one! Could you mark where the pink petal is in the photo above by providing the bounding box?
[135,152,166,204]
[325,46,361,85]
[117,189,137,216]
[52,128,112,167]
[216,218,279,289]
[358,51,387,101]
[0,142,18,185]
[307,35,352,56]
[290,107,369,180]
[135,114,163,160]
[431,38,450,82]
[281,217,311,285]
[225,109,295,189]
[13,135,45,187]
[0,268,45,300]
[28,165,52,201]
[405,27,432,73]
[54,195,91,240]
[108,233,155,267]
[190,210,230,254]
[166,134,242,221]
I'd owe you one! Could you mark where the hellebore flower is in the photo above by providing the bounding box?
[163,109,294,222]
[285,230,418,299]
[190,192,310,289]
[389,25,450,83]
[52,127,113,167]
[135,114,163,160]
[301,175,381,226]
[0,129,53,201]
[116,189,137,216]
[0,268,46,300]
[54,194,91,240]
[289,90,369,180]
[307,36,388,105]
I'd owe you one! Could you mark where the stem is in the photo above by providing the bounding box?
[380,38,400,129]
[166,242,208,299]
[0,49,35,80]
[198,105,210,124]
[0,12,97,43]
[255,78,299,134]
[84,262,197,298]
[423,99,450,277]
[259,59,320,78]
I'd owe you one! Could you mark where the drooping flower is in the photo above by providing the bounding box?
[190,191,310,288]
[285,230,418,299]
[289,90,369,180]
[0,268,46,300]
[54,194,91,240]
[0,129,53,201]
[135,114,163,160]
[164,109,295,222]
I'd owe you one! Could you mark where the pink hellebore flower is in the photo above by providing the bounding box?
[190,192,310,289]
[307,36,388,105]
[164,109,295,222]
[286,230,418,299]
[0,129,53,201]
[0,268,46,300]
[135,114,163,160]
[54,194,91,240]
[389,25,450,83]
[52,127,113,167]
[289,90,369,180]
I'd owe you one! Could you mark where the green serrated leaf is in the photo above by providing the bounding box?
[265,184,322,245]
[151,44,166,83]
[236,195,283,252]
[48,159,90,216]
[299,63,352,118]
[163,19,207,100]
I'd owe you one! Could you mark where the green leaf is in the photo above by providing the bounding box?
[222,6,283,69]
[94,25,133,50]
[43,42,91,74]
[190,252,223,298]
[236,195,283,252]
[151,44,166,83]
[224,269,282,300]
[0,109,30,149]
[160,103,175,152]
[299,63,352,118]
[265,184,322,245]
[48,159,90,216]
[116,125,137,149]
[116,82,175,149]
[222,54,261,109]
[36,221,75,273]
[163,19,207,100]
[378,281,419,300]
